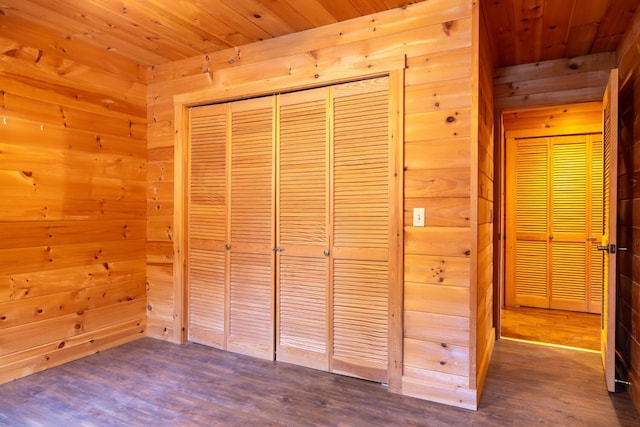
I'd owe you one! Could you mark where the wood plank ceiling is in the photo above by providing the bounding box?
[0,0,638,68]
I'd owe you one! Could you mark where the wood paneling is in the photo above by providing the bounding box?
[2,1,635,71]
[0,18,147,383]
[494,52,616,111]
[474,2,495,400]
[155,0,480,409]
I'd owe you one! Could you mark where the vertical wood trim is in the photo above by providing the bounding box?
[271,96,279,354]
[469,0,480,391]
[326,86,335,373]
[174,102,188,344]
[388,68,404,393]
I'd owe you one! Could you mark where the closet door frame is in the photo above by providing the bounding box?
[173,66,404,392]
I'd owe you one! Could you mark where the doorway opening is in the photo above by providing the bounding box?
[499,101,604,352]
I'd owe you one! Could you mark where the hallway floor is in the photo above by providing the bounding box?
[501,306,601,351]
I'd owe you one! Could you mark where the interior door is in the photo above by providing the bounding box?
[600,68,618,392]
[227,96,275,360]
[187,104,228,348]
[550,135,602,312]
[275,88,330,370]
[506,134,603,313]
[330,78,390,383]
[506,137,549,308]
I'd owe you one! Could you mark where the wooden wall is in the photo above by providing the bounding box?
[474,3,495,396]
[494,52,616,111]
[147,0,490,410]
[0,14,147,382]
[616,8,640,411]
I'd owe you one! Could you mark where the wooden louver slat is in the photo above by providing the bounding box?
[515,240,548,299]
[279,97,327,245]
[552,141,587,234]
[334,90,389,249]
[188,249,225,347]
[229,252,273,357]
[231,105,273,245]
[515,142,547,235]
[551,242,586,302]
[332,259,388,382]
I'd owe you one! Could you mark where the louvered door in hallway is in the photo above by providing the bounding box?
[505,134,604,313]
[186,77,392,383]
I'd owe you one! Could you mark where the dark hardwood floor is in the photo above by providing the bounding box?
[501,306,601,351]
[0,337,638,426]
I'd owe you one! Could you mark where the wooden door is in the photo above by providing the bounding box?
[506,137,549,308]
[186,77,393,379]
[227,97,275,360]
[549,135,603,312]
[275,88,330,370]
[506,134,603,313]
[331,78,390,383]
[187,104,228,348]
[601,68,618,392]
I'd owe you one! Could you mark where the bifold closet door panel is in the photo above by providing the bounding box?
[331,78,390,383]
[188,105,228,348]
[276,88,329,370]
[507,138,549,309]
[227,97,275,360]
[550,135,603,313]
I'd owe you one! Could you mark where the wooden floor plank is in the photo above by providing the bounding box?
[501,306,601,351]
[0,338,637,426]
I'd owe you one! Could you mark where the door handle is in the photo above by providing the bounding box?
[587,237,597,241]
[323,249,329,256]
[597,244,624,253]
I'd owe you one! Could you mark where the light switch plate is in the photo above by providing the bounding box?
[413,207,425,227]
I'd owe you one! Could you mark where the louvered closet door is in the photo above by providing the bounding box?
[188,104,228,348]
[507,134,604,313]
[276,88,329,370]
[550,135,600,312]
[508,138,549,308]
[331,77,390,383]
[227,97,275,360]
